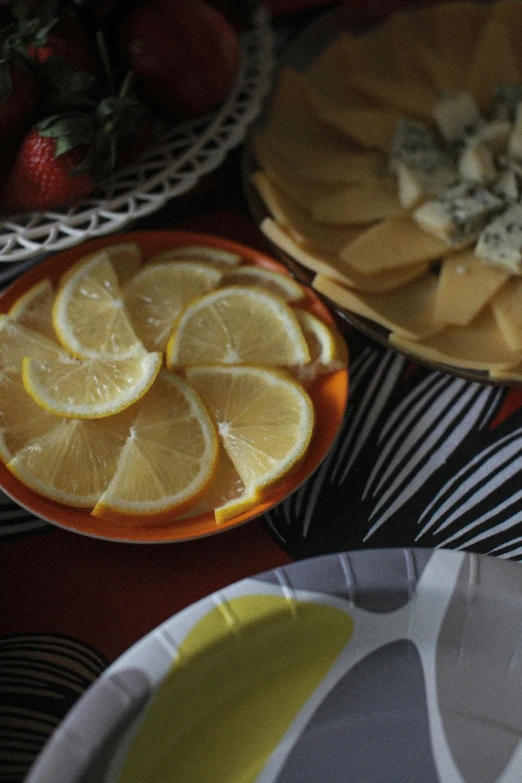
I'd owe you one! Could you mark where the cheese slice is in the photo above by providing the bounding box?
[391,307,520,370]
[252,130,384,185]
[345,24,399,81]
[312,181,402,225]
[434,252,509,326]
[466,19,520,112]
[348,73,438,122]
[434,1,490,73]
[252,175,365,253]
[304,87,400,153]
[313,273,442,340]
[261,219,428,293]
[339,215,447,274]
[263,67,353,160]
[305,35,366,107]
[491,277,522,351]
[413,44,465,93]
[384,13,437,88]
[492,0,522,74]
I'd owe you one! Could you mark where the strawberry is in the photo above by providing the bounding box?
[0,78,150,212]
[0,127,94,212]
[28,13,97,74]
[118,0,240,120]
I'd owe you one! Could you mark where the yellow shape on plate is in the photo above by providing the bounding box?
[312,181,401,225]
[53,252,144,360]
[0,315,66,377]
[490,278,522,352]
[345,24,399,80]
[313,273,442,341]
[92,371,219,521]
[22,352,162,419]
[434,252,509,327]
[252,174,365,253]
[466,18,520,111]
[0,371,58,463]
[8,278,57,343]
[185,365,314,493]
[434,1,490,73]
[391,306,520,371]
[384,12,439,87]
[166,286,310,369]
[261,218,429,293]
[7,405,136,507]
[148,245,242,268]
[339,215,448,274]
[348,73,437,122]
[123,262,222,351]
[116,595,352,783]
[291,309,348,386]
[221,265,304,303]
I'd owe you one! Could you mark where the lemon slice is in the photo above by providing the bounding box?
[179,445,261,524]
[92,371,219,521]
[52,252,145,360]
[0,371,58,463]
[7,406,136,507]
[149,245,242,268]
[166,287,310,369]
[221,265,304,303]
[123,262,222,351]
[60,243,143,288]
[0,316,66,376]
[104,242,142,283]
[8,279,58,343]
[291,309,348,385]
[22,352,162,419]
[185,365,315,492]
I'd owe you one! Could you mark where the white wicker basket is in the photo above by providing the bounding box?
[0,6,274,264]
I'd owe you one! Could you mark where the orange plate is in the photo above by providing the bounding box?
[0,230,349,543]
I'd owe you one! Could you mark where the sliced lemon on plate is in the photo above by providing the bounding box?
[93,371,219,522]
[123,262,222,351]
[0,316,66,376]
[60,243,143,288]
[166,287,310,368]
[149,245,242,268]
[220,265,305,303]
[0,371,58,463]
[179,445,261,524]
[7,406,136,507]
[8,278,58,343]
[22,352,162,419]
[52,251,145,360]
[185,365,315,493]
[291,309,348,385]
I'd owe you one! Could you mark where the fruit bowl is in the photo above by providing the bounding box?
[0,230,348,543]
[0,6,273,265]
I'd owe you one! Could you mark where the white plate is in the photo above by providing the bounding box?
[24,547,522,783]
[0,6,274,265]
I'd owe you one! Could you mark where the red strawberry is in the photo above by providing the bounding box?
[0,61,38,138]
[0,128,93,212]
[28,15,97,74]
[119,0,240,120]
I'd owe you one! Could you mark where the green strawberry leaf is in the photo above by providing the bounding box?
[0,62,13,105]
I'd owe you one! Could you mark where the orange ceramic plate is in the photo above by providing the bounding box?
[0,230,349,543]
